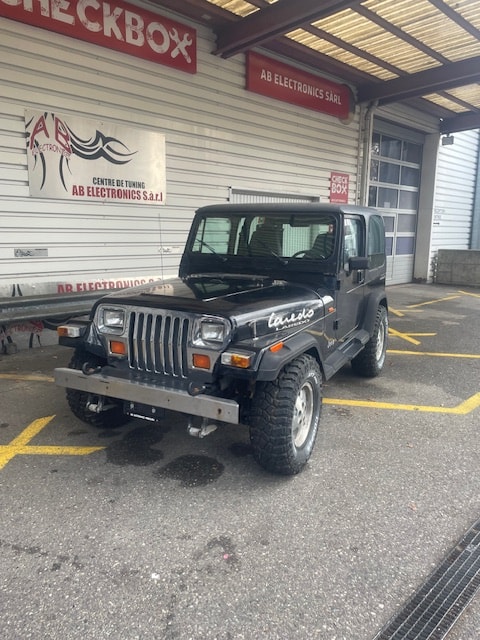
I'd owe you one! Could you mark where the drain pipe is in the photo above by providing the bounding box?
[357,100,378,206]
[471,131,480,250]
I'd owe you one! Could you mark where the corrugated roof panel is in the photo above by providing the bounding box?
[367,0,480,62]
[423,93,471,113]
[205,0,258,17]
[453,0,480,29]
[286,28,396,80]
[312,8,377,40]
[408,26,480,60]
[310,7,439,75]
[358,42,436,74]
[446,84,480,107]
[364,0,439,25]
[437,42,480,61]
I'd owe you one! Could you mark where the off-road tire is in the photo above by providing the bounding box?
[249,354,322,475]
[351,305,388,378]
[66,351,129,429]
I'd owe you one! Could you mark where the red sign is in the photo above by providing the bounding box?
[246,52,352,119]
[0,0,196,73]
[330,171,349,203]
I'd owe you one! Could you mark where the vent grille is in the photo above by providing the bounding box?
[128,311,190,378]
[374,518,480,640]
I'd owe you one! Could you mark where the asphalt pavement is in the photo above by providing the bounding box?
[0,283,479,640]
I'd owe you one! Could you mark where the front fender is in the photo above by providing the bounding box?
[255,331,322,381]
[58,320,107,359]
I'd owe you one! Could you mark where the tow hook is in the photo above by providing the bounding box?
[188,382,206,396]
[187,417,218,438]
[82,362,102,375]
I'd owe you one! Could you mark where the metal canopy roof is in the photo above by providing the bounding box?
[157,0,480,133]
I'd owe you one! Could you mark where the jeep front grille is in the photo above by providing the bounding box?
[128,311,190,377]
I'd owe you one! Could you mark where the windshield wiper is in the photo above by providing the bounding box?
[251,238,288,265]
[196,239,227,261]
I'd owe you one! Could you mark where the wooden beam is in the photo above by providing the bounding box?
[440,111,480,134]
[357,57,480,104]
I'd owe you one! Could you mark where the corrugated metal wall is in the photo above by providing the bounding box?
[229,187,320,203]
[431,130,479,256]
[0,7,360,297]
[376,103,439,136]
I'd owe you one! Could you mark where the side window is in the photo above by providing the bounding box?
[343,217,363,268]
[368,215,385,268]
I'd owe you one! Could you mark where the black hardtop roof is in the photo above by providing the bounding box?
[196,203,380,218]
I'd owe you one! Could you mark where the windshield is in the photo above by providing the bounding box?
[190,213,337,261]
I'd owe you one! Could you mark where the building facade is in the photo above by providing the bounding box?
[0,1,478,300]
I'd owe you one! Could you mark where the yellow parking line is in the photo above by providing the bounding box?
[389,331,436,338]
[407,294,461,308]
[6,415,54,446]
[389,289,478,315]
[0,416,104,470]
[398,333,436,337]
[18,446,103,456]
[0,373,54,382]
[388,327,421,345]
[324,392,480,415]
[389,307,428,315]
[388,349,480,359]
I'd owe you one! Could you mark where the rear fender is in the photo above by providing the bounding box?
[363,293,388,336]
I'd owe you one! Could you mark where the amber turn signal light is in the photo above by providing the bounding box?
[269,342,284,353]
[109,340,126,355]
[193,353,211,369]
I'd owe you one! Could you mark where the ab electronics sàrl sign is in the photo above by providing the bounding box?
[0,0,196,73]
[246,52,353,120]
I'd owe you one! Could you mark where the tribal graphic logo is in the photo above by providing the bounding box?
[26,112,136,191]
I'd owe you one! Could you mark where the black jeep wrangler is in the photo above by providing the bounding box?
[55,203,388,475]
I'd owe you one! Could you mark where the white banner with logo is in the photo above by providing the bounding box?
[25,110,166,204]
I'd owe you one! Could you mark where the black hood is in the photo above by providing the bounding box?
[97,273,333,340]
[101,273,321,311]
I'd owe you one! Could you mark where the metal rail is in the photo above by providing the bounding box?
[0,292,105,324]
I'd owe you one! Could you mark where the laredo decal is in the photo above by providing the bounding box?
[25,111,166,203]
[0,0,196,73]
[268,307,315,331]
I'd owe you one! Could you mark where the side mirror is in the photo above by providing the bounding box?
[349,256,370,270]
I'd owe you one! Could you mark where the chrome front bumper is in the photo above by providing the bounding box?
[54,367,240,425]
